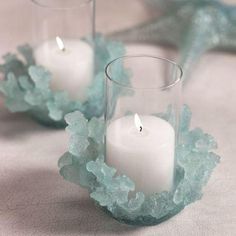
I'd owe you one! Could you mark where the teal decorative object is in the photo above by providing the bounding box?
[0,36,126,127]
[58,105,220,226]
[111,0,236,82]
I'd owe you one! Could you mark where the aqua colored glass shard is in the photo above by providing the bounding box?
[18,75,34,90]
[0,53,27,77]
[0,73,31,112]
[17,44,35,66]
[121,192,145,212]
[58,152,74,169]
[87,159,117,183]
[69,134,90,157]
[88,117,105,143]
[65,111,89,136]
[28,66,51,90]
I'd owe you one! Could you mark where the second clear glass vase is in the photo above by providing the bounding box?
[31,0,95,101]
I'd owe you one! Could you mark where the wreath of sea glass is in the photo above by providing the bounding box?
[58,105,220,226]
[0,35,127,127]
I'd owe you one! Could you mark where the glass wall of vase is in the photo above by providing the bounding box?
[105,55,183,196]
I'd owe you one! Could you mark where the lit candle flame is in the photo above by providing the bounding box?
[56,36,65,51]
[134,113,143,132]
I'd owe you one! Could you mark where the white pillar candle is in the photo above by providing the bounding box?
[106,115,175,195]
[34,38,94,101]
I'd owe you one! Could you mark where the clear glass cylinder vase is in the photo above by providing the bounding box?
[105,55,182,196]
[31,0,95,101]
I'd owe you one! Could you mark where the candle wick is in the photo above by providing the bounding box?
[140,126,142,132]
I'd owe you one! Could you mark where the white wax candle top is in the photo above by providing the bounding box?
[106,115,175,195]
[34,39,94,101]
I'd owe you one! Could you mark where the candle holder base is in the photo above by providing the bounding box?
[102,204,185,226]
[0,35,127,128]
[58,105,220,226]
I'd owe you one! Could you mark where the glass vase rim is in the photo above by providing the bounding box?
[105,55,183,90]
[31,0,93,10]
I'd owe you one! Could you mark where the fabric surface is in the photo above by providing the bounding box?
[0,1,236,235]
